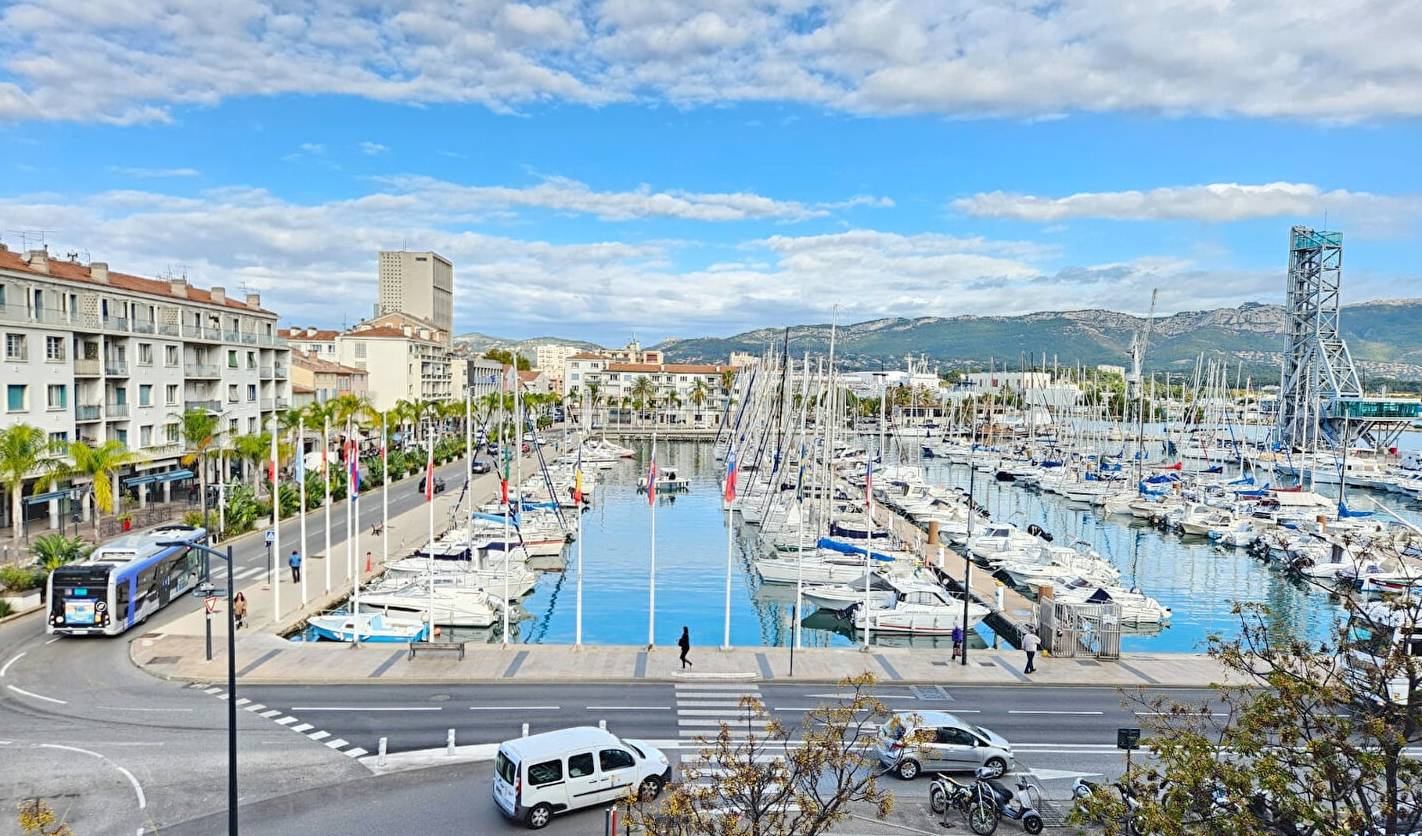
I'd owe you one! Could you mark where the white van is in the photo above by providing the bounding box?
[492,726,671,829]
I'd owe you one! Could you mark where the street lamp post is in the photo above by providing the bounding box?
[168,540,238,835]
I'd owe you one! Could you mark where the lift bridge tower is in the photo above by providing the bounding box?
[1275,226,1419,452]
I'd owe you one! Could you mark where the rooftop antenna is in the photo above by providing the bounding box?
[8,229,55,251]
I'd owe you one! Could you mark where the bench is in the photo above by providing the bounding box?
[408,641,466,661]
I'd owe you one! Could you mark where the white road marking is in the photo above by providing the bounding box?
[675,683,761,690]
[44,638,60,645]
[99,706,194,713]
[324,738,349,749]
[677,709,765,717]
[243,703,266,712]
[38,744,146,809]
[203,687,223,695]
[1,652,26,677]
[259,709,282,718]
[290,723,314,733]
[344,747,369,758]
[235,698,251,706]
[675,692,760,700]
[7,685,67,705]
[675,700,750,708]
[1008,710,1104,715]
[290,706,443,712]
[585,706,671,710]
[679,718,772,727]
[275,716,298,725]
[307,731,330,741]
[468,706,560,710]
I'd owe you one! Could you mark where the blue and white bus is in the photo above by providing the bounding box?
[46,524,208,637]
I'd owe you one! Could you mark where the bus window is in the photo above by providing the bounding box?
[115,579,130,624]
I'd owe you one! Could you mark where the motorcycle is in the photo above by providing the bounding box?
[930,772,1001,835]
[992,774,1046,833]
[1073,778,1146,836]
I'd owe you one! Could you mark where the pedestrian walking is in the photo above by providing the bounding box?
[677,626,692,669]
[288,549,301,583]
[233,591,248,629]
[950,624,964,661]
[1022,627,1040,674]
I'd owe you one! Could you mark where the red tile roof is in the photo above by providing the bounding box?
[0,248,274,314]
[291,349,366,376]
[606,362,737,375]
[281,328,340,341]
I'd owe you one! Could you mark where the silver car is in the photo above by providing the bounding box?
[875,710,1015,780]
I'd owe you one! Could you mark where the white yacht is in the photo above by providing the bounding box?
[852,585,990,635]
[358,583,505,628]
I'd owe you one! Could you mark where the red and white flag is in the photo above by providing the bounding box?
[424,437,435,502]
[723,444,738,504]
[646,437,658,506]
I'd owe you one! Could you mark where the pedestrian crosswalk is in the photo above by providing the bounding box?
[673,682,788,797]
[210,564,269,581]
[186,682,368,760]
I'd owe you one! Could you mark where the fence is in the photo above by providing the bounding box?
[1037,599,1122,660]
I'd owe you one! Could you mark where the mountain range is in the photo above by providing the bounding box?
[459,300,1422,383]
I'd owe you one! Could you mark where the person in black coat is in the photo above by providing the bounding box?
[678,627,692,669]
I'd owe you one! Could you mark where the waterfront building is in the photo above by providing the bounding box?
[0,245,291,530]
[533,343,581,391]
[279,326,340,358]
[335,312,451,411]
[569,360,738,427]
[376,250,453,343]
[962,371,1053,395]
[290,349,369,404]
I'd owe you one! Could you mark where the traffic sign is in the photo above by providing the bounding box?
[264,529,274,545]
[1117,728,1141,751]
[204,596,218,614]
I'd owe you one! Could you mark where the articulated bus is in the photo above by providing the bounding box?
[46,525,208,637]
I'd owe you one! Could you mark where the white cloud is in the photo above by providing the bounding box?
[2,1,1421,123]
[373,175,891,222]
[358,141,388,155]
[107,166,200,178]
[299,143,326,155]
[5,182,1384,341]
[954,182,1422,235]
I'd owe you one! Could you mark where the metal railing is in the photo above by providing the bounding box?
[184,399,221,413]
[274,365,288,378]
[259,365,273,378]
[133,320,156,334]
[102,316,130,332]
[106,403,129,418]
[71,357,100,376]
[223,330,241,343]
[75,405,101,421]
[158,323,180,337]
[185,364,219,378]
[241,332,257,344]
[104,361,128,376]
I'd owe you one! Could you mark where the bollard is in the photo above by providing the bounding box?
[378,737,388,767]
[937,544,946,570]
[522,722,529,738]
[996,584,1005,613]
[927,520,939,546]
[599,719,606,731]
[447,728,456,756]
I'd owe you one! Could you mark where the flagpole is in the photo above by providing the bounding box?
[323,416,332,595]
[501,369,511,644]
[347,418,359,648]
[575,388,586,647]
[298,417,307,608]
[648,431,657,648]
[722,443,734,650]
[427,431,436,642]
[270,421,280,621]
[381,411,388,571]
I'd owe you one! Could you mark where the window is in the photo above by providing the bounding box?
[0,285,5,307]
[49,431,67,444]
[246,351,256,369]
[567,753,595,779]
[228,418,238,433]
[5,333,27,361]
[46,384,66,410]
[354,342,367,359]
[246,384,256,402]
[6,384,26,411]
[598,749,635,772]
[227,349,238,368]
[139,425,152,447]
[164,423,180,443]
[165,345,179,366]
[139,384,152,407]
[166,384,179,405]
[247,416,257,432]
[45,336,65,361]
[935,728,979,747]
[527,759,562,787]
[227,384,238,403]
[115,428,127,447]
[138,343,153,365]
[325,344,334,354]
[113,386,127,406]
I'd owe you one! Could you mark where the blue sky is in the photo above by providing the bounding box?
[0,1,1419,344]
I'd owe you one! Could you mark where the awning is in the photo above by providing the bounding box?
[123,469,194,488]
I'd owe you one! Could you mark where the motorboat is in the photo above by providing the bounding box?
[802,572,900,611]
[379,561,537,598]
[851,585,990,635]
[755,552,870,585]
[306,612,428,643]
[638,467,690,493]
[358,583,504,628]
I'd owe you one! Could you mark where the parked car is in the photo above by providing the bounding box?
[418,475,446,495]
[874,710,1014,780]
[493,726,670,829]
[470,459,492,475]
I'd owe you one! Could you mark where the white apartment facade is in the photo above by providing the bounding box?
[280,326,340,359]
[533,343,580,391]
[376,250,453,342]
[0,245,291,528]
[335,312,451,412]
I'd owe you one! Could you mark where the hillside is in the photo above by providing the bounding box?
[654,300,1422,382]
[453,331,602,364]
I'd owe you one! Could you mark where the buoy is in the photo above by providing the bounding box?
[433,626,442,637]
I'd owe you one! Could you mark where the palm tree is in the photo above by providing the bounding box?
[630,376,655,425]
[690,378,710,422]
[231,432,269,495]
[0,424,67,542]
[68,440,142,534]
[719,368,736,395]
[175,408,222,533]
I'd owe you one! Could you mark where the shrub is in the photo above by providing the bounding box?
[0,565,47,593]
[0,599,13,618]
[182,510,208,529]
[30,534,90,571]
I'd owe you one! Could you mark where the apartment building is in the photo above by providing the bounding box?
[0,245,291,527]
[280,326,340,358]
[533,343,580,391]
[290,349,368,403]
[562,341,666,397]
[335,312,451,411]
[376,250,453,342]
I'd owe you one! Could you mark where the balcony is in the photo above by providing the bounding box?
[260,398,275,410]
[74,358,101,377]
[75,404,101,421]
[102,316,130,332]
[104,360,128,376]
[105,403,129,419]
[259,365,273,378]
[276,397,289,409]
[184,399,221,413]
[182,323,204,339]
[241,332,257,345]
[184,364,219,378]
[133,320,156,335]
[158,323,180,337]
[274,365,288,379]
[223,330,241,343]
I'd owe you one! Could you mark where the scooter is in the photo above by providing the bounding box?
[993,774,1045,834]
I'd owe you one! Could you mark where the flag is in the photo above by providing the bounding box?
[268,431,277,484]
[723,444,738,503]
[424,438,435,502]
[295,441,305,480]
[864,458,873,504]
[348,439,360,500]
[795,441,807,501]
[572,447,584,504]
[646,438,658,506]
